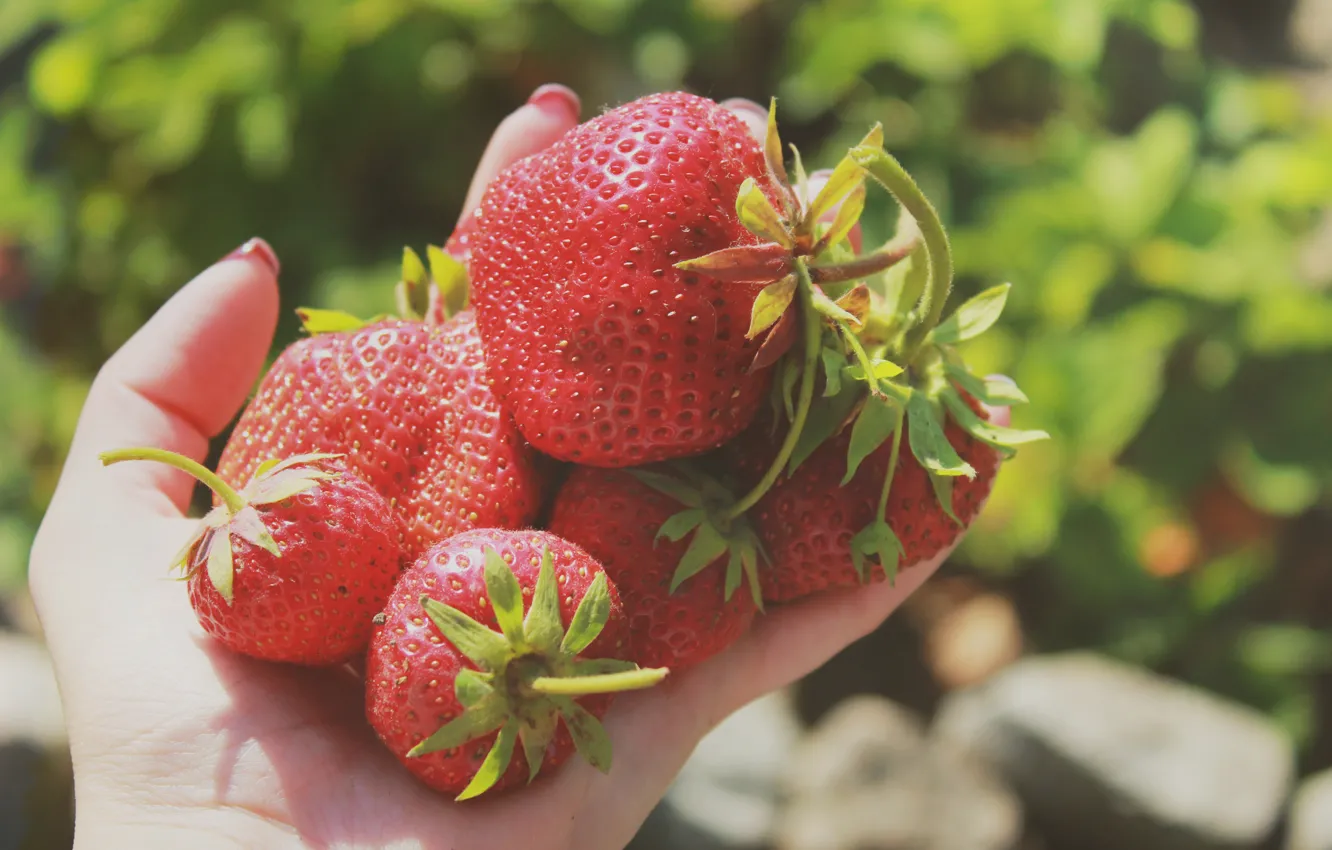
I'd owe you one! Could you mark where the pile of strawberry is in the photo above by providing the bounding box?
[100,92,1044,800]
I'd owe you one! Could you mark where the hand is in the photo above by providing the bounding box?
[28,86,1009,850]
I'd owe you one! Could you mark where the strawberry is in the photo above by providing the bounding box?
[216,305,546,562]
[467,91,786,467]
[366,528,666,799]
[547,467,758,669]
[725,396,1002,603]
[99,449,400,664]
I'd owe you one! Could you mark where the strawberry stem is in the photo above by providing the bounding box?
[526,668,669,696]
[806,236,919,286]
[100,447,246,514]
[840,323,888,400]
[876,416,905,519]
[849,145,953,361]
[724,257,823,521]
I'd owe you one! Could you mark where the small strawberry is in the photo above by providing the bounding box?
[217,253,545,561]
[547,467,758,669]
[99,449,400,664]
[468,91,786,467]
[366,528,666,799]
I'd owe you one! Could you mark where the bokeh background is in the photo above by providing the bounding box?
[2,0,1331,848]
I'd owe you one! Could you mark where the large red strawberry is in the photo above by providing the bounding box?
[547,467,758,669]
[725,395,1003,603]
[467,91,787,467]
[366,528,665,799]
[216,307,546,561]
[99,449,400,664]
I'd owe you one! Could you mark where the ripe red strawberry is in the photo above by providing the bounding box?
[468,91,783,467]
[217,310,546,561]
[366,528,666,799]
[547,467,757,669]
[725,396,1002,603]
[99,449,400,664]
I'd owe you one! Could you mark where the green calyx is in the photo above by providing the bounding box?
[669,99,1049,583]
[98,449,343,603]
[295,244,469,335]
[628,467,766,611]
[407,546,668,801]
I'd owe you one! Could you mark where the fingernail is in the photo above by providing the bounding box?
[720,97,766,121]
[222,237,280,276]
[527,84,580,122]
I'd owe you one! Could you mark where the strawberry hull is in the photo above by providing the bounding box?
[548,467,757,669]
[365,529,634,797]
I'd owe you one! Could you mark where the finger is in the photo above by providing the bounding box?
[56,240,281,515]
[453,84,580,237]
[720,97,767,142]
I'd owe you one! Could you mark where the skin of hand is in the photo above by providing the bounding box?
[27,85,1010,850]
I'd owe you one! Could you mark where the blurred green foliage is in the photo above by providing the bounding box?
[3,0,1331,759]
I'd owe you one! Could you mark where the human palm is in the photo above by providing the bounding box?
[29,87,1008,850]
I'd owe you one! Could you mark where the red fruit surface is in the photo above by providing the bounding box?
[727,403,1002,603]
[548,467,756,669]
[189,469,400,664]
[444,212,477,264]
[365,528,630,796]
[217,311,546,561]
[469,91,780,467]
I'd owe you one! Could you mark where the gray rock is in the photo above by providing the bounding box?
[776,695,1021,850]
[934,653,1294,850]
[1288,768,1332,850]
[0,634,72,850]
[635,690,801,849]
[1293,0,1332,62]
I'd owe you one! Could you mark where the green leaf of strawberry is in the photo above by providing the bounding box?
[941,387,1050,450]
[849,519,905,583]
[627,467,766,608]
[806,125,880,225]
[427,244,469,319]
[906,391,975,478]
[944,363,1030,406]
[931,283,1011,344]
[294,307,372,334]
[748,275,799,338]
[735,177,793,248]
[787,381,860,474]
[844,395,901,484]
[458,722,518,801]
